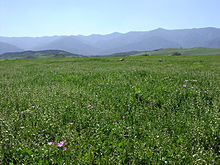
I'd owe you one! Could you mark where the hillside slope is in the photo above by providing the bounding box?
[0,41,23,54]
[0,50,82,59]
[133,47,220,56]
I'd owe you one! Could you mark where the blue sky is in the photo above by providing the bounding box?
[1,0,220,37]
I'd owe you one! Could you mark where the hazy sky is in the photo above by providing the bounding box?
[1,0,220,37]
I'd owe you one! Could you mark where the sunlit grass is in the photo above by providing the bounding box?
[0,55,220,164]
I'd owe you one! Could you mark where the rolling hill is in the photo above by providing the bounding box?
[132,47,220,56]
[0,50,82,60]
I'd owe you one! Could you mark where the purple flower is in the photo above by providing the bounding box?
[69,122,75,125]
[57,140,65,147]
[182,84,187,88]
[19,126,25,129]
[31,105,36,109]
[63,147,68,151]
[47,142,53,145]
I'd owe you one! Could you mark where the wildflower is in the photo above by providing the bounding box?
[19,126,25,129]
[21,110,32,114]
[87,104,94,109]
[182,84,187,88]
[63,147,68,151]
[47,142,53,145]
[164,77,171,80]
[69,122,75,125]
[31,105,36,109]
[0,118,3,121]
[57,140,65,147]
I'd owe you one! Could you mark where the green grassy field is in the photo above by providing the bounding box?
[133,47,220,56]
[0,55,220,164]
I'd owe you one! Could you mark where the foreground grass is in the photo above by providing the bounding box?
[0,55,220,164]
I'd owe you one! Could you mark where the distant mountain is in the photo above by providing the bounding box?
[0,41,23,54]
[0,36,60,50]
[35,36,100,55]
[104,36,181,54]
[206,37,220,48]
[0,50,81,59]
[1,27,220,55]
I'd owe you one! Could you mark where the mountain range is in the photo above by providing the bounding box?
[0,27,220,56]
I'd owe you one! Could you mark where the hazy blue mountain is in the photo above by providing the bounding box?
[35,36,100,55]
[0,36,59,50]
[76,32,123,46]
[101,36,181,54]
[0,27,220,55]
[206,37,220,48]
[0,41,23,54]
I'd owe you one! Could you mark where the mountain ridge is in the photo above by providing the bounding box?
[1,27,220,55]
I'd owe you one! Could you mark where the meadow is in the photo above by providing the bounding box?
[0,55,219,164]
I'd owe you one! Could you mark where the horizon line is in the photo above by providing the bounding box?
[0,26,219,38]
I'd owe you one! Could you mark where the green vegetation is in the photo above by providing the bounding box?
[0,55,220,164]
[0,50,81,60]
[133,47,220,56]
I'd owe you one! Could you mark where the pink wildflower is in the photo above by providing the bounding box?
[182,84,187,88]
[57,140,65,147]
[47,142,53,145]
[19,126,25,129]
[31,105,36,109]
[69,122,75,125]
[63,147,68,151]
